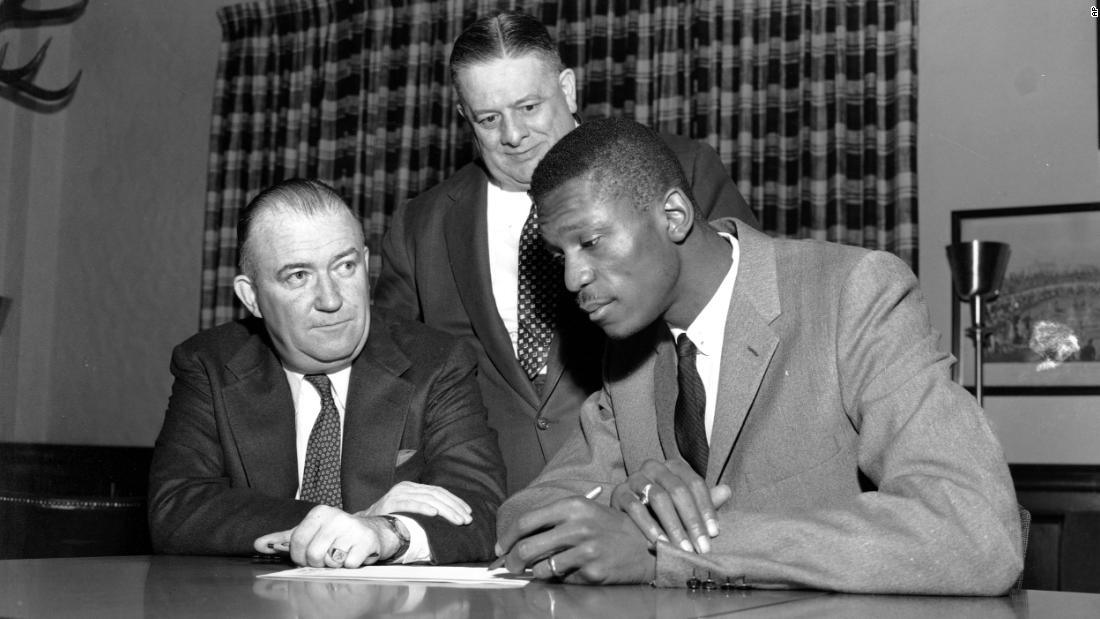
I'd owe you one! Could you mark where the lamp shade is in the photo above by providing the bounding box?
[946,241,1011,301]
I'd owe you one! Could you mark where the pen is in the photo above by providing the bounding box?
[488,486,603,570]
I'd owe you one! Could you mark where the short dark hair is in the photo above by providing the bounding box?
[449,11,564,99]
[237,178,359,277]
[529,117,696,214]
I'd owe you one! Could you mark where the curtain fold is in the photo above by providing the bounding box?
[200,0,917,329]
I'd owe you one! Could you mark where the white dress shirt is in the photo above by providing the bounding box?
[284,367,429,563]
[668,233,740,442]
[485,181,532,359]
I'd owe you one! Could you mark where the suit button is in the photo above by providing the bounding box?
[536,417,551,431]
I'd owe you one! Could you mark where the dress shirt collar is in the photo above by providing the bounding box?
[669,232,740,357]
[283,365,353,408]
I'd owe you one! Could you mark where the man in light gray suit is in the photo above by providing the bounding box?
[494,118,1023,594]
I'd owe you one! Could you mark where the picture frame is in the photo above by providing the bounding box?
[950,203,1100,396]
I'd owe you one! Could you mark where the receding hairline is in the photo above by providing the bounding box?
[449,11,565,101]
[237,179,361,277]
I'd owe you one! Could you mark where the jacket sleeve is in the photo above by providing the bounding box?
[653,252,1023,595]
[400,340,506,564]
[148,344,312,556]
[496,388,626,537]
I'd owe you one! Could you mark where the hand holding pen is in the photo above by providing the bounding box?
[489,486,602,570]
[491,485,658,584]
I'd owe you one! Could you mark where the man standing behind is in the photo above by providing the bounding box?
[149,179,505,568]
[375,11,759,493]
[495,118,1022,594]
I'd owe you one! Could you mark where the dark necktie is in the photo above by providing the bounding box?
[517,202,560,379]
[674,334,709,477]
[300,374,343,508]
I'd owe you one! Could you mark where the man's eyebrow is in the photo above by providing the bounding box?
[274,262,311,278]
[469,93,543,116]
[331,247,360,262]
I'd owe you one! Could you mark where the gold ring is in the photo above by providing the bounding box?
[548,555,564,578]
[639,483,653,506]
[329,547,348,562]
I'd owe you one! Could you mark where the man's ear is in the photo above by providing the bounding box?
[558,68,578,115]
[233,274,262,319]
[662,188,695,243]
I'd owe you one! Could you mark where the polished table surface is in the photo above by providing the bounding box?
[2,555,1099,618]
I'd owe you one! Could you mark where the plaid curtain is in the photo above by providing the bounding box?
[200,0,917,329]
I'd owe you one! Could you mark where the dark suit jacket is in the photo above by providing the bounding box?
[499,220,1022,594]
[148,308,506,564]
[375,134,758,494]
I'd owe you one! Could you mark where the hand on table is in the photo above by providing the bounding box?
[356,481,472,525]
[253,505,406,568]
[495,496,656,585]
[610,459,732,554]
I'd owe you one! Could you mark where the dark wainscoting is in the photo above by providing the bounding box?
[0,442,153,559]
[2,443,1097,590]
[1011,463,1100,593]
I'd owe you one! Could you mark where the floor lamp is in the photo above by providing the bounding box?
[946,240,1011,407]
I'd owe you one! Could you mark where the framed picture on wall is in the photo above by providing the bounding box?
[950,203,1100,395]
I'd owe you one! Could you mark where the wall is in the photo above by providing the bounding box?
[919,1,1100,463]
[2,1,1099,461]
[1,1,237,445]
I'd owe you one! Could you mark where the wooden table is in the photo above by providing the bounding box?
[2,555,1098,618]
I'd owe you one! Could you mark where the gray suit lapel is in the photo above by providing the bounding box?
[608,324,671,471]
[443,167,540,410]
[653,329,680,461]
[706,222,780,485]
[223,334,299,498]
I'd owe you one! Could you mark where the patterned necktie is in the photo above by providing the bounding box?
[674,334,709,478]
[517,202,560,379]
[300,374,343,508]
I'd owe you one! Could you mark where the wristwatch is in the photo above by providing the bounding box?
[378,515,410,560]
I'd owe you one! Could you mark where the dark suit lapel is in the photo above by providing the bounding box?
[223,333,299,498]
[341,315,413,510]
[706,223,780,485]
[443,165,539,409]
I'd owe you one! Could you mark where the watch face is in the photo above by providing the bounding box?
[381,515,411,559]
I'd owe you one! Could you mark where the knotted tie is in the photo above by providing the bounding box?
[674,334,709,477]
[300,374,343,508]
[517,202,560,379]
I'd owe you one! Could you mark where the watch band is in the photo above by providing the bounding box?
[379,515,411,560]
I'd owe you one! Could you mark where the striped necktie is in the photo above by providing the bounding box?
[674,334,709,477]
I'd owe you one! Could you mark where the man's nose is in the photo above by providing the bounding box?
[500,114,528,147]
[563,256,593,293]
[314,275,343,311]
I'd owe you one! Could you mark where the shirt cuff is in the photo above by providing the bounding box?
[391,515,431,564]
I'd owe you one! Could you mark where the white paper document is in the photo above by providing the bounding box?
[257,565,531,588]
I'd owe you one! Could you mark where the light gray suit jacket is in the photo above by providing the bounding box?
[375,135,759,495]
[498,219,1022,594]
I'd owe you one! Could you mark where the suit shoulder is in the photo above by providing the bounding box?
[372,306,470,359]
[769,235,914,289]
[175,318,264,356]
[401,163,486,215]
[656,132,706,156]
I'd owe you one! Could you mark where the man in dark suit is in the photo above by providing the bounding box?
[149,179,505,568]
[494,118,1022,594]
[375,11,759,494]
